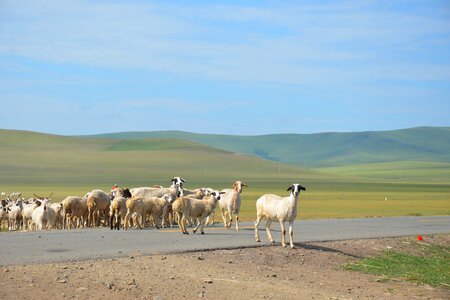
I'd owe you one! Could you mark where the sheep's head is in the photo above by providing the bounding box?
[210,190,226,201]
[199,188,213,197]
[233,181,248,193]
[287,184,306,196]
[117,188,132,198]
[171,177,186,187]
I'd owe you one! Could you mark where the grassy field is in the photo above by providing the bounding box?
[1,130,449,221]
[346,241,450,287]
[317,161,450,181]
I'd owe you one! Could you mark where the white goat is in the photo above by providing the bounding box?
[254,184,306,248]
[218,181,248,231]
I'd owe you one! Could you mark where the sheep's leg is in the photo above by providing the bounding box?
[289,220,294,248]
[207,211,215,226]
[235,214,239,231]
[154,213,161,229]
[220,207,227,228]
[136,213,142,229]
[181,215,189,234]
[193,219,201,234]
[115,212,121,230]
[110,212,115,230]
[124,212,130,230]
[161,206,168,228]
[228,212,233,229]
[266,220,274,243]
[87,209,92,227]
[279,220,286,247]
[200,219,205,234]
[254,216,262,242]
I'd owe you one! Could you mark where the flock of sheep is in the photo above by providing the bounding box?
[0,177,306,248]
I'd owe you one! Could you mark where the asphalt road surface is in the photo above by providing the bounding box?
[1,216,449,266]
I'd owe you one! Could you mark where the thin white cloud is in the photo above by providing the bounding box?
[0,0,449,86]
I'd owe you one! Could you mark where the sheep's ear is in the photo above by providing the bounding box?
[300,185,306,191]
[242,183,248,187]
[219,191,226,195]
[287,186,293,191]
[181,178,186,182]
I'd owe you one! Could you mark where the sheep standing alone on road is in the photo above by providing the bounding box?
[218,181,248,231]
[254,183,306,248]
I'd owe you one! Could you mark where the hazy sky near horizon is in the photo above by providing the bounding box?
[1,0,449,135]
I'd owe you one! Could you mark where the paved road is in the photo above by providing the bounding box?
[1,216,449,266]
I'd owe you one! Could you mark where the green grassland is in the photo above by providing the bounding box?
[88,126,450,170]
[317,161,450,181]
[1,129,449,221]
[346,242,450,287]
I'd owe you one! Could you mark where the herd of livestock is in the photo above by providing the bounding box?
[0,177,306,248]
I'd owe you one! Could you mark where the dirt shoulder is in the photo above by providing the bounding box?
[1,235,448,300]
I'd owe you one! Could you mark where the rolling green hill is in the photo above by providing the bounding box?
[0,129,329,188]
[83,126,450,181]
[87,126,450,167]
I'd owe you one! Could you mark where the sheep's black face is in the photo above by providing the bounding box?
[287,184,306,196]
[171,177,187,187]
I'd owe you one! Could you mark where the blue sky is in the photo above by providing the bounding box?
[0,0,449,135]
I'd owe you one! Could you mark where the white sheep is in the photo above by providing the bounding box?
[49,202,63,229]
[124,194,173,229]
[110,196,127,230]
[62,196,88,229]
[22,199,42,231]
[108,188,132,230]
[87,190,111,227]
[0,206,10,230]
[218,181,248,231]
[131,177,185,197]
[172,190,223,235]
[31,199,51,230]
[254,183,306,248]
[8,200,23,231]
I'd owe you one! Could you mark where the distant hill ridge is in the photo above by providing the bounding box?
[84,126,450,167]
